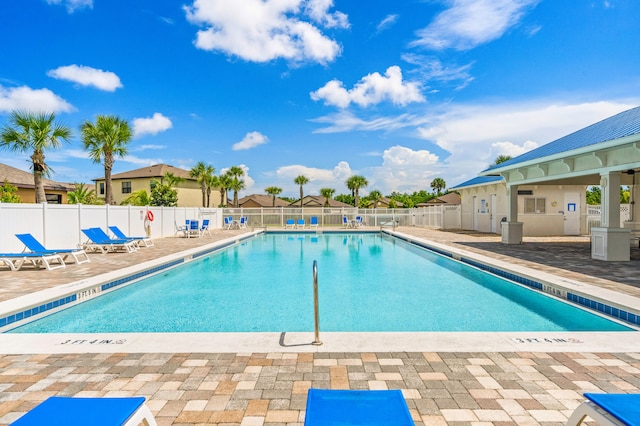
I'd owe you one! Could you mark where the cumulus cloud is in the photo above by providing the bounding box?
[0,85,73,113]
[47,65,123,92]
[311,66,425,108]
[233,131,269,151]
[274,161,352,194]
[132,113,173,137]
[412,0,540,51]
[45,0,92,13]
[184,0,347,64]
[220,164,255,189]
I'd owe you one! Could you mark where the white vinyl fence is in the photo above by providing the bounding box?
[586,204,631,234]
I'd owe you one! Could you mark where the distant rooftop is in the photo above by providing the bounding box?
[483,105,640,173]
[94,164,193,181]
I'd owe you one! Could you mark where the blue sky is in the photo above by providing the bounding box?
[2,0,640,199]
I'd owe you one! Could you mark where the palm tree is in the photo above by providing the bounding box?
[81,115,132,205]
[319,187,335,207]
[67,183,100,205]
[205,174,218,207]
[368,189,382,209]
[190,161,215,207]
[226,166,245,208]
[346,175,368,208]
[0,111,72,203]
[265,186,283,207]
[294,175,309,207]
[121,189,151,206]
[492,154,512,166]
[430,177,446,195]
[217,173,232,207]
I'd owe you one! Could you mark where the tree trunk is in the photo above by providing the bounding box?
[104,154,114,205]
[31,150,47,203]
[201,182,206,207]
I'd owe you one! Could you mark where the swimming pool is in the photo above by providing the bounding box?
[9,232,632,333]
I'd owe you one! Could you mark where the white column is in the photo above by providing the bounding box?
[507,184,518,222]
[501,184,523,244]
[591,171,629,261]
[600,172,621,228]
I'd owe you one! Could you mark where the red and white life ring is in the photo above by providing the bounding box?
[146,210,154,222]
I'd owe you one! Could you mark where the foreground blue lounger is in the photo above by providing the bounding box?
[566,393,640,425]
[304,388,414,426]
[10,396,157,426]
[0,252,65,271]
[15,233,90,264]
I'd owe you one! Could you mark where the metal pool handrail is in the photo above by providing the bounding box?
[312,260,322,346]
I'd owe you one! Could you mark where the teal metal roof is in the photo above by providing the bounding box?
[483,106,640,173]
[451,176,503,189]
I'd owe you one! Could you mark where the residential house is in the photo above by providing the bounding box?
[238,194,290,208]
[421,192,461,206]
[0,163,74,203]
[288,195,353,208]
[367,196,404,208]
[93,164,220,207]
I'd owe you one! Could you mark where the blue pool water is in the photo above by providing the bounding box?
[10,233,631,333]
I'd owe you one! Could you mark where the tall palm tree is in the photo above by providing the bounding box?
[430,177,446,195]
[319,187,335,207]
[226,166,245,208]
[294,175,309,207]
[346,175,368,208]
[190,161,215,207]
[0,111,72,203]
[81,115,132,205]
[265,186,282,207]
[205,174,218,207]
[368,189,382,209]
[217,173,232,207]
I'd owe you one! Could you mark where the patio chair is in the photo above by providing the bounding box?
[309,216,319,229]
[238,216,248,229]
[198,219,211,237]
[185,220,200,238]
[81,228,138,254]
[296,219,306,229]
[285,219,295,229]
[223,216,233,230]
[566,393,640,425]
[342,215,350,228]
[355,216,364,228]
[304,389,414,426]
[10,396,157,426]
[15,233,90,264]
[0,252,66,271]
[175,220,188,237]
[108,226,154,247]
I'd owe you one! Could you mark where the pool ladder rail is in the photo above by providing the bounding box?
[312,260,322,346]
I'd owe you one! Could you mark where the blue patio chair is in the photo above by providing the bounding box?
[15,233,90,264]
[342,215,352,228]
[309,216,319,229]
[10,396,157,426]
[355,216,364,227]
[566,393,640,426]
[238,216,248,229]
[285,219,295,229]
[296,219,306,229]
[81,228,138,254]
[199,219,211,237]
[304,389,414,426]
[108,226,154,247]
[185,220,200,238]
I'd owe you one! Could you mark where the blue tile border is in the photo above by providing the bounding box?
[1,236,254,332]
[384,230,640,328]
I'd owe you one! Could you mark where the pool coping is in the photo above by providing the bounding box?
[1,229,639,355]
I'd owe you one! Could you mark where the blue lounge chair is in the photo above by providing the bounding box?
[342,215,350,228]
[108,226,154,247]
[238,217,247,229]
[10,396,157,426]
[185,220,200,238]
[285,219,295,229]
[304,389,414,425]
[296,219,306,229]
[81,228,137,253]
[355,216,364,227]
[566,393,640,425]
[15,233,90,264]
[199,219,211,236]
[0,252,65,271]
[310,216,319,229]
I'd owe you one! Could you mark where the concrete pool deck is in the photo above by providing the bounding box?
[1,227,639,425]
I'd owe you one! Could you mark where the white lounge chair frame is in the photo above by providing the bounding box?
[0,253,65,271]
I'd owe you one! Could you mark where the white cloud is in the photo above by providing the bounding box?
[0,85,73,113]
[490,140,539,158]
[184,0,347,64]
[376,14,398,33]
[311,66,425,108]
[364,146,441,194]
[47,65,123,92]
[220,164,255,190]
[233,131,269,151]
[402,54,474,90]
[311,111,423,134]
[132,113,173,137]
[412,0,540,51]
[45,0,92,13]
[274,161,352,195]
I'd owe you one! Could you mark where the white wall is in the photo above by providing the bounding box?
[0,204,222,253]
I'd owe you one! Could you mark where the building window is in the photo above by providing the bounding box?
[524,197,546,214]
[45,194,62,204]
[99,182,105,195]
[122,181,132,194]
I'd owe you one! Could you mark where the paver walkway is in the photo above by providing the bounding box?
[1,227,639,425]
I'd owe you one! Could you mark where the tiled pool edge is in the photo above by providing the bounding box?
[0,232,260,332]
[386,230,640,329]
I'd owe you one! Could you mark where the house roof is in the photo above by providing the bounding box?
[451,176,504,190]
[425,192,461,205]
[95,164,194,181]
[289,195,353,208]
[483,105,640,173]
[368,196,404,207]
[238,194,290,207]
[0,163,75,191]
